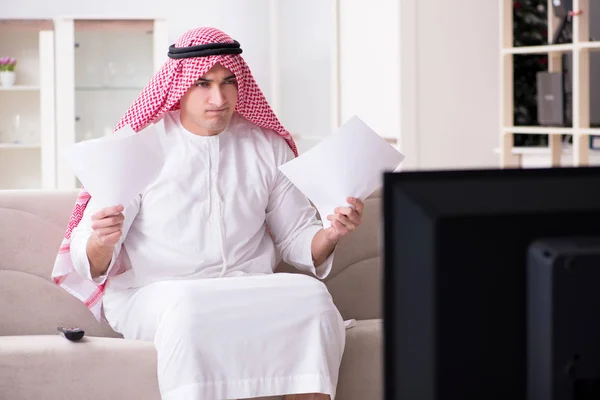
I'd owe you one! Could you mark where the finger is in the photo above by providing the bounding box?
[347,197,364,215]
[338,215,357,230]
[348,211,361,225]
[92,205,124,221]
[91,213,124,230]
[331,219,349,236]
[98,230,122,246]
[335,207,361,225]
[334,206,354,216]
[328,213,356,231]
[95,225,123,238]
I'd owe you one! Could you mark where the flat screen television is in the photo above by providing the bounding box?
[383,166,600,400]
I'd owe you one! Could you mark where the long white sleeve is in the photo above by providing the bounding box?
[69,195,141,284]
[265,138,335,279]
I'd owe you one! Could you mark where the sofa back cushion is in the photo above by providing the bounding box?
[0,189,381,336]
[0,190,120,337]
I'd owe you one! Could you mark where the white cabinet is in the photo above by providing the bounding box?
[54,18,169,189]
[0,18,168,190]
[0,20,55,189]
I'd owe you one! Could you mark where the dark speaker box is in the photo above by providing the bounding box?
[537,71,565,126]
[528,237,600,400]
[562,52,600,128]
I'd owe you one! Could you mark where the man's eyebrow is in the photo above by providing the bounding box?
[197,75,237,82]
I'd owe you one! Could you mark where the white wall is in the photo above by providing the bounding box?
[276,0,335,138]
[337,0,499,170]
[414,0,499,170]
[5,0,501,169]
[339,0,401,142]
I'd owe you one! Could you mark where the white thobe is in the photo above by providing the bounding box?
[70,110,346,400]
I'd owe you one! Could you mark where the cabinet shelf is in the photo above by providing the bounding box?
[502,126,574,135]
[577,41,600,50]
[502,41,600,56]
[502,127,600,135]
[493,146,600,155]
[75,86,144,92]
[0,143,41,149]
[502,43,574,55]
[0,85,40,92]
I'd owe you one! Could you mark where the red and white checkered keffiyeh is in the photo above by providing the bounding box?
[51,27,298,322]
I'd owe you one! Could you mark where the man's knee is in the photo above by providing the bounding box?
[154,290,200,339]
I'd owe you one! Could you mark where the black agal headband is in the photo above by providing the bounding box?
[167,40,243,59]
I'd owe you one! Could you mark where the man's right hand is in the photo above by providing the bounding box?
[86,205,125,278]
[90,205,125,248]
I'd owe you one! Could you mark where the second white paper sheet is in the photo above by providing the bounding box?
[63,124,165,209]
[279,116,405,229]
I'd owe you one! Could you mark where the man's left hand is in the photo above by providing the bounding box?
[324,197,364,242]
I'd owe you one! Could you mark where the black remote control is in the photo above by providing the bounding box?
[57,327,85,342]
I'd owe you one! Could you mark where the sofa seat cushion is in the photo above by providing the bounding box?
[0,319,382,400]
[0,335,160,400]
[338,319,383,400]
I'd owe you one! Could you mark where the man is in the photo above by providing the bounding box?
[52,27,363,400]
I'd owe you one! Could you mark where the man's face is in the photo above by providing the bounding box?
[179,63,238,136]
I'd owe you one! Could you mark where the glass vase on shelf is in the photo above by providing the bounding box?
[124,62,137,88]
[11,114,22,144]
[9,114,36,145]
[102,61,119,88]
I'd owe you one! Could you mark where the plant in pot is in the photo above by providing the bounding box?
[0,57,17,88]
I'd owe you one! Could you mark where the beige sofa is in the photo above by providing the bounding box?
[0,189,383,400]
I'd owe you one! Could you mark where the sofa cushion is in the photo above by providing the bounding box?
[0,207,68,281]
[0,270,119,338]
[0,190,78,280]
[0,319,382,400]
[337,319,383,400]
[327,257,382,320]
[0,335,160,400]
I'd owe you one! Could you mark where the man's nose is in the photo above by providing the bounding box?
[209,86,226,106]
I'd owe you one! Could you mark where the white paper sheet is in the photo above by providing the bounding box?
[279,116,405,229]
[63,124,165,209]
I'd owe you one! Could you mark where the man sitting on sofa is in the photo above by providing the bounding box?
[51,27,364,400]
